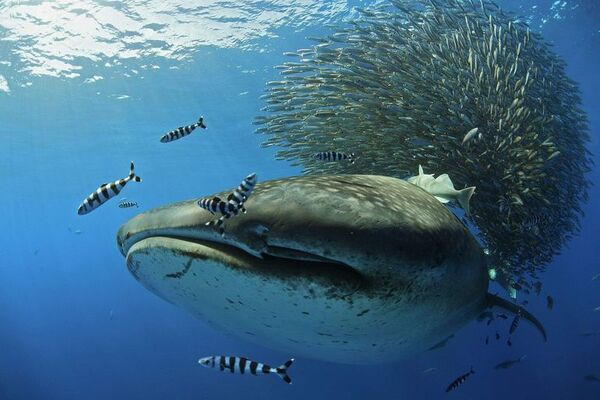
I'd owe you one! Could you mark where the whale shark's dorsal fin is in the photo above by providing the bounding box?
[486,293,547,342]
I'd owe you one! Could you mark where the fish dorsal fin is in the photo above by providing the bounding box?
[435,173,455,188]
[418,165,424,175]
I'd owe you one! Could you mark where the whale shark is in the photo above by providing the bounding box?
[116,174,545,364]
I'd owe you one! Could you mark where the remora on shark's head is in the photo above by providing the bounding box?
[117,174,544,364]
[407,165,476,215]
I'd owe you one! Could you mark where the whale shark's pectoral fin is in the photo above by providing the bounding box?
[486,293,547,342]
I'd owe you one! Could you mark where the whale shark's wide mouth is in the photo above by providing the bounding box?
[126,234,368,288]
[117,212,369,287]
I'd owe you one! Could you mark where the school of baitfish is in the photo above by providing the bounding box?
[253,0,591,293]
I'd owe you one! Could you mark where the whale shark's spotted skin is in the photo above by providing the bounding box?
[117,175,544,364]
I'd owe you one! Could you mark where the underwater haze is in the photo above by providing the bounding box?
[1,0,600,399]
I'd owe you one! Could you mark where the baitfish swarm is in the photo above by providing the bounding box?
[254,0,591,287]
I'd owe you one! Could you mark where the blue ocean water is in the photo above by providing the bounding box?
[0,1,599,399]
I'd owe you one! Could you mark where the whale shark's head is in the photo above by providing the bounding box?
[117,174,488,364]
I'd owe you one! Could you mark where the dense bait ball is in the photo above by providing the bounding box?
[254,0,591,286]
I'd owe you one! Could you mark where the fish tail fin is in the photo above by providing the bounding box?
[457,186,475,215]
[206,217,226,236]
[198,116,206,128]
[128,161,142,182]
[275,358,294,384]
[486,293,547,342]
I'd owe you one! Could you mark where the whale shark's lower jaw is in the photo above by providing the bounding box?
[123,232,486,364]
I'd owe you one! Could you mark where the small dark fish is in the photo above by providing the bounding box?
[485,336,489,345]
[546,296,554,310]
[533,281,543,295]
[509,309,521,335]
[581,331,600,337]
[584,374,600,382]
[198,355,294,384]
[487,318,493,326]
[428,334,454,350]
[496,332,500,340]
[118,200,138,209]
[507,338,512,347]
[314,151,356,164]
[477,311,494,322]
[494,355,526,369]
[520,214,548,235]
[496,314,508,320]
[445,367,474,392]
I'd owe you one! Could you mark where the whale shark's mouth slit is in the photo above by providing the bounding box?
[135,234,368,290]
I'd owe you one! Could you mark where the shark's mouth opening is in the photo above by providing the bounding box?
[124,232,369,290]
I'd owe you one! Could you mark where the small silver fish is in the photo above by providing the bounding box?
[494,355,526,369]
[462,127,479,144]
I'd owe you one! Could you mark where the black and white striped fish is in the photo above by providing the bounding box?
[314,151,356,164]
[198,356,294,384]
[445,367,474,392]
[506,308,522,346]
[118,199,138,209]
[160,116,206,143]
[78,162,142,215]
[197,173,257,235]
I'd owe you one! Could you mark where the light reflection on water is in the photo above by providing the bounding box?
[0,0,352,81]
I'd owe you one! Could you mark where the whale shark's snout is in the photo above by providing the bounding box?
[117,174,490,364]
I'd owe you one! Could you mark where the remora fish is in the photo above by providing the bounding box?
[116,175,546,364]
[407,165,476,215]
[494,355,526,369]
[160,116,206,143]
[198,356,294,384]
[547,295,554,310]
[78,162,142,215]
[446,367,474,392]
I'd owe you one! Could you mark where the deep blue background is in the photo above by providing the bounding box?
[0,1,599,399]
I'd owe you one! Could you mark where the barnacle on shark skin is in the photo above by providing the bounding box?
[254,0,591,291]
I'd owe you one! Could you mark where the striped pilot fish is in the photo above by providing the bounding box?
[197,173,257,235]
[314,151,356,164]
[445,367,474,392]
[198,356,294,384]
[78,162,142,215]
[160,116,206,143]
